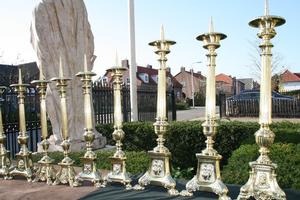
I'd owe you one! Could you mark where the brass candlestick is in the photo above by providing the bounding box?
[51,60,75,187]
[0,86,13,179]
[238,1,286,199]
[31,79,56,185]
[9,68,33,182]
[133,26,178,196]
[181,18,230,200]
[74,67,102,187]
[104,61,131,189]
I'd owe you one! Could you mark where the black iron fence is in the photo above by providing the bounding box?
[1,83,176,158]
[223,98,300,118]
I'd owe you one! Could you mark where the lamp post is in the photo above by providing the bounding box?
[237,0,286,199]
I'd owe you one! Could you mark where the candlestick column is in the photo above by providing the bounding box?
[31,78,56,185]
[9,69,33,182]
[51,70,75,187]
[0,86,13,179]
[104,64,132,189]
[133,26,178,196]
[74,69,102,187]
[238,1,286,199]
[181,19,230,199]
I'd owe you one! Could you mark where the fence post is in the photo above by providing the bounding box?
[171,89,176,121]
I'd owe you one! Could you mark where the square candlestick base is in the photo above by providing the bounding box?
[104,157,132,189]
[0,151,13,179]
[134,151,179,196]
[237,162,286,200]
[33,156,56,185]
[9,153,33,182]
[53,158,76,187]
[180,154,230,200]
[73,157,102,187]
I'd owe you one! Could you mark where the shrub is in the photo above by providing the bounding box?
[222,143,300,189]
[96,121,300,172]
[176,102,190,110]
[32,150,149,175]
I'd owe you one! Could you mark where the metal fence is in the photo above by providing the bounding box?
[224,98,300,118]
[1,83,176,158]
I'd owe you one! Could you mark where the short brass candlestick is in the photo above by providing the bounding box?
[74,70,102,187]
[133,26,178,196]
[104,63,131,189]
[0,86,13,179]
[9,69,33,182]
[238,1,286,199]
[181,19,230,200]
[31,79,56,185]
[51,75,76,187]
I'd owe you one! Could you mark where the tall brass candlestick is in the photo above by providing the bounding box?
[104,58,132,189]
[51,60,76,187]
[9,68,33,182]
[74,54,102,187]
[133,26,178,196]
[181,18,230,199]
[238,1,286,199]
[0,86,13,179]
[31,77,56,185]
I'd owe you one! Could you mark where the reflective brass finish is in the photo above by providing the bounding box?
[0,86,13,179]
[133,27,178,196]
[238,2,286,200]
[73,71,102,187]
[9,81,33,182]
[181,20,230,200]
[51,77,76,187]
[104,65,132,189]
[31,80,56,185]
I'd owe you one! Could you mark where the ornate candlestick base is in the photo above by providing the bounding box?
[237,128,286,200]
[181,121,230,199]
[0,149,13,179]
[134,120,178,196]
[34,139,56,185]
[53,140,76,187]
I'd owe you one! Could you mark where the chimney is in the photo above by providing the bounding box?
[197,71,201,75]
[122,59,129,68]
[166,67,171,73]
[180,67,185,73]
[146,64,152,69]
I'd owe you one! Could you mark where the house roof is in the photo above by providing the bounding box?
[216,73,232,85]
[174,70,206,80]
[281,70,300,83]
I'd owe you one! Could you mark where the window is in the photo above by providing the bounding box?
[144,74,149,83]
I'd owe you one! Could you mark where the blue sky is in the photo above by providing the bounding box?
[0,0,299,80]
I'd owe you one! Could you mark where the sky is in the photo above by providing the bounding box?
[0,0,299,80]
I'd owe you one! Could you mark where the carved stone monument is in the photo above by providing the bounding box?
[30,0,106,151]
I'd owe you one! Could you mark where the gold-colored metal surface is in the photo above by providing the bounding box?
[103,64,132,189]
[9,69,33,182]
[180,19,230,200]
[31,80,56,185]
[237,1,286,199]
[0,86,13,179]
[133,26,178,196]
[73,70,102,187]
[51,75,76,187]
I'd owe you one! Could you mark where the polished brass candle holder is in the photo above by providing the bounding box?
[51,76,76,187]
[133,26,178,196]
[31,79,56,185]
[104,64,132,189]
[73,70,102,187]
[9,69,34,182]
[237,1,286,199]
[181,19,230,200]
[0,86,13,179]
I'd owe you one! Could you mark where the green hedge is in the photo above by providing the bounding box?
[176,102,190,110]
[32,150,150,175]
[96,121,300,171]
[222,143,300,189]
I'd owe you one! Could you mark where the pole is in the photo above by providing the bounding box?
[191,69,194,108]
[128,0,138,121]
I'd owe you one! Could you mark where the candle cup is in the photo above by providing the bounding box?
[180,19,230,199]
[237,1,286,199]
[133,27,178,196]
